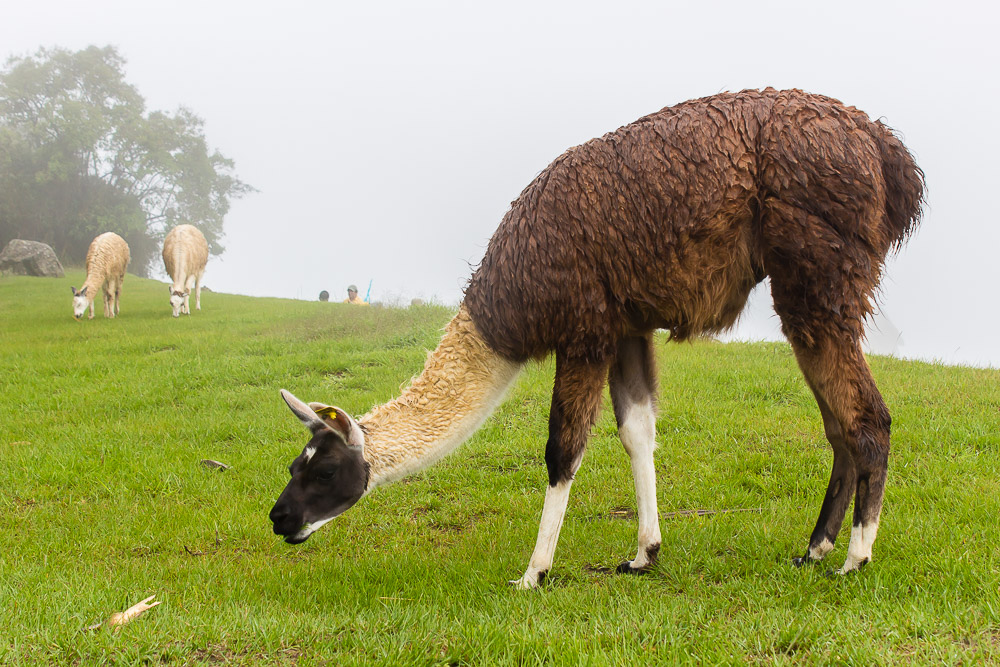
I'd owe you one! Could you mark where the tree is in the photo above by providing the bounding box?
[0,45,253,275]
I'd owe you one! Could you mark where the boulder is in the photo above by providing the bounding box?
[0,240,65,277]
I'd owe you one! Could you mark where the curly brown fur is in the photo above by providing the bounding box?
[464,87,924,361]
[463,88,923,582]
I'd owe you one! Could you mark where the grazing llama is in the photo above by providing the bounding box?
[270,88,925,588]
[71,232,130,320]
[162,224,209,317]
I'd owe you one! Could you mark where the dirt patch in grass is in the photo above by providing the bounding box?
[583,563,616,574]
[8,495,37,513]
[188,643,303,664]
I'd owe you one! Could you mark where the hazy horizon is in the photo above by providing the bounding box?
[4,0,998,368]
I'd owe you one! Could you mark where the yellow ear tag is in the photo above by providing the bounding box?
[313,407,337,418]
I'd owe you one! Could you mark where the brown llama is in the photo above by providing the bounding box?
[270,88,925,588]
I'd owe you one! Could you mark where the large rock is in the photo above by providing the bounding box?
[0,240,65,277]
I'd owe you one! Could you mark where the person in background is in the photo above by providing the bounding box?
[344,284,367,305]
[319,290,330,302]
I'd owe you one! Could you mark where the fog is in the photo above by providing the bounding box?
[4,0,999,366]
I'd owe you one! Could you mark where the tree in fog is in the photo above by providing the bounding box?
[0,45,253,274]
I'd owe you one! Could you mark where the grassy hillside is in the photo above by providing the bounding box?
[1,271,999,665]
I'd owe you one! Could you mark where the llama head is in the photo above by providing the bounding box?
[269,389,369,544]
[169,287,188,317]
[71,286,89,319]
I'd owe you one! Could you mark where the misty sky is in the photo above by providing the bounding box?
[4,0,999,366]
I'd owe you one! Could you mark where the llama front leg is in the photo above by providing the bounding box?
[512,478,577,589]
[513,353,608,589]
[609,335,661,573]
[195,274,202,310]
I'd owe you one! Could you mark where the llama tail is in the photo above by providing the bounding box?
[869,120,926,250]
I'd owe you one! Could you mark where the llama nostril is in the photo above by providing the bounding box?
[269,505,288,524]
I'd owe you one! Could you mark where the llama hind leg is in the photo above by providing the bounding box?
[763,197,891,573]
[103,286,113,318]
[787,333,890,574]
[513,353,608,589]
[108,278,120,316]
[609,334,661,573]
[792,395,857,565]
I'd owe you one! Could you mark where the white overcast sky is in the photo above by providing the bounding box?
[4,0,999,366]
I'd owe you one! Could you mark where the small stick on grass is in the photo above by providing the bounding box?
[85,595,161,631]
[662,508,763,519]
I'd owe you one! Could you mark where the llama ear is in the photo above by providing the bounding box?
[80,286,88,296]
[280,389,328,434]
[71,286,78,296]
[309,402,364,450]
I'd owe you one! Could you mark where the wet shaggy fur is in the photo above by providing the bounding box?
[464,88,924,576]
[464,87,924,361]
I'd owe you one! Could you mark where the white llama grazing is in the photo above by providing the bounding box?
[162,224,209,317]
[71,232,130,320]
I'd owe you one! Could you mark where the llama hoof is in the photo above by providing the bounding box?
[615,560,651,575]
[510,570,546,590]
[834,558,869,576]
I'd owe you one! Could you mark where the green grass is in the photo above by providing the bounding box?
[2,271,999,665]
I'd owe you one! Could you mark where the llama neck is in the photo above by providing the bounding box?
[359,305,523,489]
[81,272,105,303]
[169,257,188,291]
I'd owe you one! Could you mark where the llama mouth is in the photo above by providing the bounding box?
[284,533,310,545]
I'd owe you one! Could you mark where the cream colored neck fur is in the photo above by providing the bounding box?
[359,305,523,489]
[80,273,105,305]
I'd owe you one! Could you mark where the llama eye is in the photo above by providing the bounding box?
[314,469,336,482]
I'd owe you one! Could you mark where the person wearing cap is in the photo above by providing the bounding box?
[344,284,368,305]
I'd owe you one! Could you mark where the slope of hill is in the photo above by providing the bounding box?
[1,272,998,664]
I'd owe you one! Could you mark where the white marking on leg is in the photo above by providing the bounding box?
[838,520,879,573]
[808,538,835,561]
[619,399,661,569]
[512,479,574,589]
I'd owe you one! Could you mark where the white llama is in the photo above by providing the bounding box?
[162,224,209,317]
[71,232,130,320]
